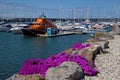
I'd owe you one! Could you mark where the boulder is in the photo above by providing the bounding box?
[89,41,109,49]
[94,32,114,40]
[6,74,44,80]
[110,23,120,35]
[46,61,84,80]
[77,44,103,67]
[77,48,94,67]
[64,43,104,68]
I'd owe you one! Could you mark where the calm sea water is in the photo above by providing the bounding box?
[0,32,91,80]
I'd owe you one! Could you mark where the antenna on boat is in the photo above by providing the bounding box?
[40,12,46,18]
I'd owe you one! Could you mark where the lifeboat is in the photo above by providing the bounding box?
[21,18,57,36]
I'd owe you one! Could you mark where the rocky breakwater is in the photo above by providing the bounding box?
[7,32,114,80]
[85,33,120,80]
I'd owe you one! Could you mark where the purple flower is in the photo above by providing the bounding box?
[19,51,98,77]
[72,42,91,50]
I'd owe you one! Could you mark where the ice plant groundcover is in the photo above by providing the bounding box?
[19,43,99,77]
[72,42,91,50]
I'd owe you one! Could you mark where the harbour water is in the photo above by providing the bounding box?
[0,32,91,80]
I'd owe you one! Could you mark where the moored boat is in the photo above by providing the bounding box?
[9,23,29,34]
[0,23,12,32]
[22,18,57,36]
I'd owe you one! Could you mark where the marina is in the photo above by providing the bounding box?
[0,12,114,80]
[0,0,120,80]
[0,9,114,80]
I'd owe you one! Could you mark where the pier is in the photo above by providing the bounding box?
[37,31,84,37]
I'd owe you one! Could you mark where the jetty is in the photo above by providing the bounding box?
[85,35,120,80]
[37,31,84,37]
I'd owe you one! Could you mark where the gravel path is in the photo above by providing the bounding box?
[85,35,120,80]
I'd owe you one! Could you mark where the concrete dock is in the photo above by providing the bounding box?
[37,31,84,37]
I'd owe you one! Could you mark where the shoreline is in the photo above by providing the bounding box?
[85,35,120,80]
[7,33,120,80]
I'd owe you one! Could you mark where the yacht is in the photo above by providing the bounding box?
[9,23,29,34]
[0,23,12,32]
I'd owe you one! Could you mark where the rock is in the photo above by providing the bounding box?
[89,41,109,49]
[64,44,104,68]
[71,48,80,55]
[78,48,94,67]
[77,45,103,67]
[64,48,73,55]
[6,74,21,80]
[85,35,120,80]
[110,23,120,35]
[87,37,109,49]
[6,74,44,80]
[46,61,84,80]
[93,32,114,40]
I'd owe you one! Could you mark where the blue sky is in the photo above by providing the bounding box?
[1,0,119,9]
[0,0,120,18]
